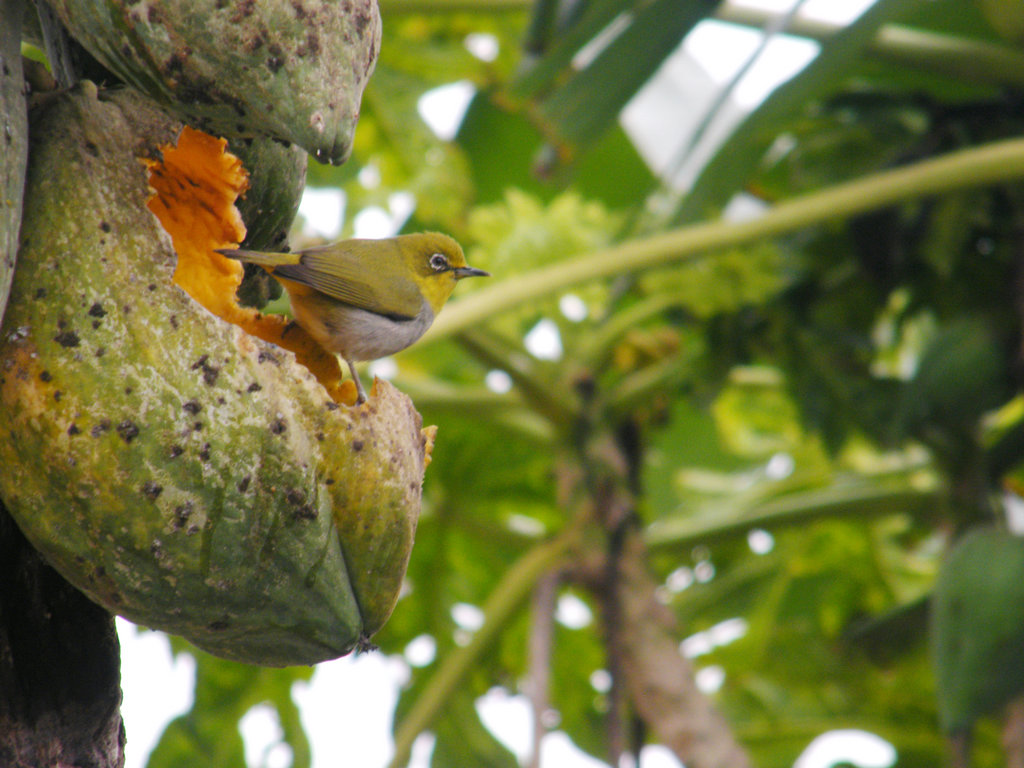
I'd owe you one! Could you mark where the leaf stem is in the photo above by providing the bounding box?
[379,0,530,12]
[457,328,578,427]
[716,7,1024,90]
[428,137,1024,341]
[645,483,942,552]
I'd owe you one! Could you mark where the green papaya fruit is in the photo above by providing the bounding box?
[42,0,380,164]
[931,527,1024,733]
[902,319,1008,436]
[1,0,28,329]
[0,84,425,666]
[226,136,306,308]
[228,137,307,252]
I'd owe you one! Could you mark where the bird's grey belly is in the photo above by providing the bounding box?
[290,294,435,361]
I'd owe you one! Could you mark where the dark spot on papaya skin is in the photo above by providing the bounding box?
[164,49,188,76]
[117,420,140,443]
[237,475,251,493]
[198,443,211,461]
[244,31,265,53]
[304,31,320,56]
[34,287,46,300]
[54,330,80,348]
[53,391,62,402]
[99,221,111,233]
[354,9,372,36]
[169,314,179,330]
[266,43,285,72]
[142,481,163,500]
[325,401,339,411]
[169,445,184,458]
[316,432,325,441]
[92,320,101,330]
[172,502,193,530]
[68,424,80,436]
[88,302,106,318]
[39,370,52,382]
[186,524,200,536]
[84,140,99,157]
[148,283,157,291]
[90,419,111,437]
[286,488,317,520]
[183,399,202,415]
[229,0,255,22]
[246,382,262,393]
[352,440,364,452]
[95,347,106,358]
[124,387,132,395]
[258,350,280,365]
[193,421,203,432]
[191,354,220,386]
[269,418,287,435]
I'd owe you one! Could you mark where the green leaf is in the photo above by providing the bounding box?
[536,0,717,150]
[675,0,919,223]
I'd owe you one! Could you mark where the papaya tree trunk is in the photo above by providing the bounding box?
[0,502,125,768]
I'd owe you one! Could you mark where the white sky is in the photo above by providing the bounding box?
[121,2,899,767]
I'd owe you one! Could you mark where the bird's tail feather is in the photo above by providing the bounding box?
[215,248,301,268]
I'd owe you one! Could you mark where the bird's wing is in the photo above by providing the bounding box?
[275,240,424,320]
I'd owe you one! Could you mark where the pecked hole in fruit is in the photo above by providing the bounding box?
[142,126,359,404]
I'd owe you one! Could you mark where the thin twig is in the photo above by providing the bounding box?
[1005,697,1024,768]
[526,570,561,768]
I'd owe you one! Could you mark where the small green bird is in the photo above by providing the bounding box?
[218,232,488,403]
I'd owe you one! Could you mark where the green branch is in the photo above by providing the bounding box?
[379,0,530,12]
[428,137,1024,342]
[389,530,578,768]
[645,483,943,553]
[396,378,556,442]
[717,6,1024,91]
[457,328,578,427]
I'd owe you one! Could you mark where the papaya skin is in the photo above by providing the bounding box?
[0,85,424,666]
[45,0,380,164]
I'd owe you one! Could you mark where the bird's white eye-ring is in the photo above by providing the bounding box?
[429,253,449,272]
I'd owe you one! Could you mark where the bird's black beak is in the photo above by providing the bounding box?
[453,266,490,280]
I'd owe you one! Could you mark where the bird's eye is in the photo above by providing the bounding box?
[429,253,449,272]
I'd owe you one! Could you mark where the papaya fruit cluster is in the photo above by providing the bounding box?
[0,1,429,666]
